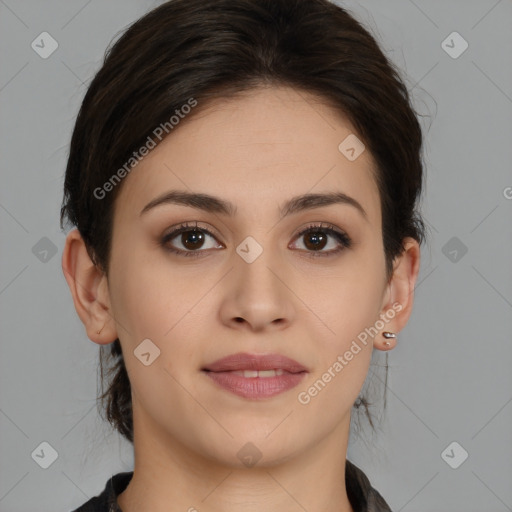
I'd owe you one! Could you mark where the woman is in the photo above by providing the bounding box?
[61,0,424,510]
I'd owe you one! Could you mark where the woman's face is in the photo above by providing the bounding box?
[101,86,409,467]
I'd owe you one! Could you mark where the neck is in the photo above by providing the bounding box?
[117,410,354,512]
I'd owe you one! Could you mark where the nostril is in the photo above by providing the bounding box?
[234,317,244,323]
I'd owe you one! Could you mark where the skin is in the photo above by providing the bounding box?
[62,86,420,512]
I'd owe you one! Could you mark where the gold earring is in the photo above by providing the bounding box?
[97,323,106,335]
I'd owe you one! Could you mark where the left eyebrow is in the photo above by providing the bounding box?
[281,191,368,221]
[140,190,368,221]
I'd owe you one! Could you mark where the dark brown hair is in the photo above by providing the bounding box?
[60,0,426,444]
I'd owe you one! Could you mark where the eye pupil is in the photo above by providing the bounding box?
[304,232,327,251]
[182,230,204,250]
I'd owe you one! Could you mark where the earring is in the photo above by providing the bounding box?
[382,331,396,347]
[97,323,106,335]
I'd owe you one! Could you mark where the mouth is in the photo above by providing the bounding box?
[228,369,286,377]
[201,352,308,399]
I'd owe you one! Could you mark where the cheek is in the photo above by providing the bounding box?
[107,255,202,414]
[298,248,385,400]
[108,243,190,340]
[308,281,378,386]
[107,246,213,391]
[294,270,381,417]
[312,254,385,346]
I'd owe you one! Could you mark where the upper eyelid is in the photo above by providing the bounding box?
[163,222,349,246]
[163,222,222,241]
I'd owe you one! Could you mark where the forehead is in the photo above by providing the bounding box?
[114,86,381,224]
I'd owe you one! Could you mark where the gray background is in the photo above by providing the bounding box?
[0,1,511,511]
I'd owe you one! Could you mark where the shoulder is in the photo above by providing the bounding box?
[70,472,133,512]
[346,459,393,512]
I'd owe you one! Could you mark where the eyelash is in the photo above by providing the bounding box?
[160,222,352,259]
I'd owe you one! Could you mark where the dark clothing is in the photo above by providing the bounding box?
[72,460,392,511]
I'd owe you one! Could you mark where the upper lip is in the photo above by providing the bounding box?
[202,352,308,373]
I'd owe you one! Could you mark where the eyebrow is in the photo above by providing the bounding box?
[140,190,367,221]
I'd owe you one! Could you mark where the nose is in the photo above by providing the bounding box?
[218,248,296,333]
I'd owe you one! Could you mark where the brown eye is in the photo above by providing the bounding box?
[161,224,223,257]
[180,230,206,250]
[303,231,328,251]
[290,224,352,257]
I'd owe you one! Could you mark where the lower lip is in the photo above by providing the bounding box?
[203,370,307,399]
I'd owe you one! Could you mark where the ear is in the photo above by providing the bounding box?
[374,237,421,351]
[61,228,117,344]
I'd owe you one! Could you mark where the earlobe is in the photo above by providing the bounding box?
[61,228,116,345]
[374,237,421,351]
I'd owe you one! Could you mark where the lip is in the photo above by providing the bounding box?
[203,352,308,373]
[202,352,308,399]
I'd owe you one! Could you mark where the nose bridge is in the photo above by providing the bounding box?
[221,234,294,330]
[235,236,284,300]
